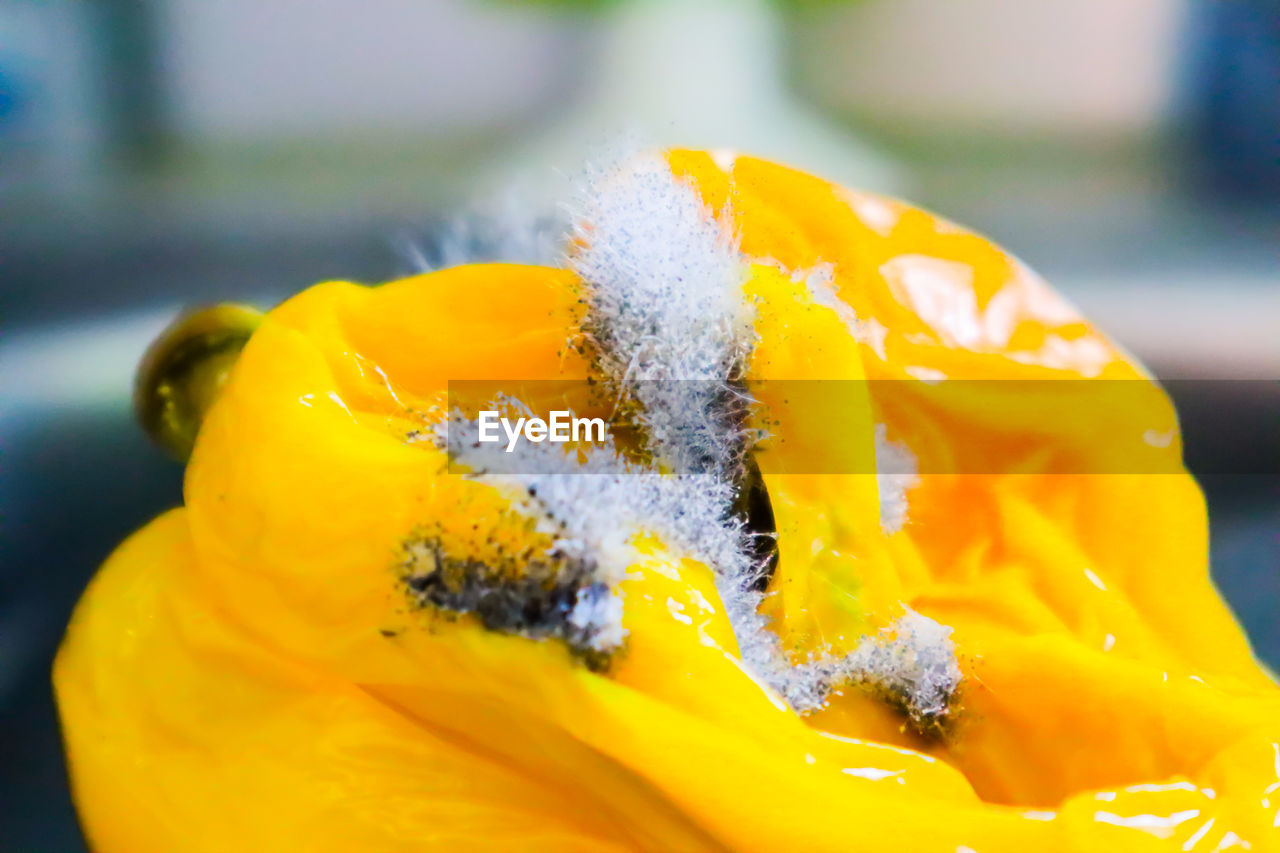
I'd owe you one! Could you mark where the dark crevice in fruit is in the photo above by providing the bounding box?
[734,453,779,593]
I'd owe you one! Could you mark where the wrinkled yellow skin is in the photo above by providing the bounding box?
[57,152,1280,851]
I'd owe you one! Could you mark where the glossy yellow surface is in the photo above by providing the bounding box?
[57,152,1280,851]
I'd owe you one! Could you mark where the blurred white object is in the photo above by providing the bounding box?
[1062,274,1280,379]
[159,0,582,141]
[0,309,177,413]
[497,0,902,196]
[794,0,1185,137]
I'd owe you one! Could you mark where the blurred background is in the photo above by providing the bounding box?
[2,0,1277,849]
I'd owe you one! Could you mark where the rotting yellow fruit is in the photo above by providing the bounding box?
[56,151,1280,852]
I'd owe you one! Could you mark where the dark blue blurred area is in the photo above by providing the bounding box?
[0,68,20,119]
[1,415,182,853]
[1187,0,1280,198]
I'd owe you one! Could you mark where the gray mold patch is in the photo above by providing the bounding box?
[403,151,962,732]
[568,151,756,481]
[794,609,963,736]
[399,532,618,672]
[399,192,568,273]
